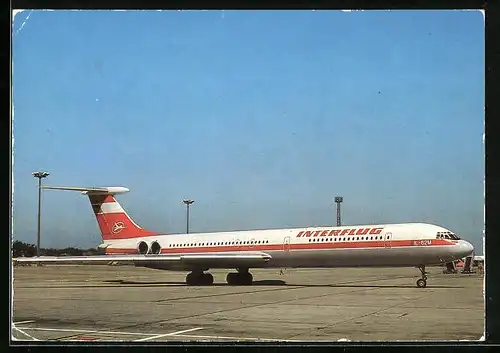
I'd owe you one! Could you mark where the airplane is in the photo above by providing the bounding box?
[472,255,484,266]
[12,186,474,288]
[454,255,484,270]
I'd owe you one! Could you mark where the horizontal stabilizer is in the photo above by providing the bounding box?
[41,186,130,195]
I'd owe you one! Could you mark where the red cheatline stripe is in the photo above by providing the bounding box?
[105,239,454,255]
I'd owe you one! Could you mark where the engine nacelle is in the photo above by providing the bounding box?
[150,241,161,255]
[137,241,149,255]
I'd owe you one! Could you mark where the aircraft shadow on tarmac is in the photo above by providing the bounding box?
[103,279,464,289]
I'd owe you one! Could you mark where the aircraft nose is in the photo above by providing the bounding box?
[455,240,474,258]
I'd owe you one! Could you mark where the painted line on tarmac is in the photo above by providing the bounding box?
[135,328,204,342]
[14,320,35,325]
[12,326,39,341]
[16,326,153,337]
[174,333,303,342]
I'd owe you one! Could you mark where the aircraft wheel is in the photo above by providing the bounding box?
[202,273,214,285]
[186,272,199,286]
[187,272,213,285]
[416,279,427,288]
[226,272,239,285]
[241,272,253,285]
[227,272,253,285]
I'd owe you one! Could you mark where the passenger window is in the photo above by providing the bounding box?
[309,239,312,242]
[361,237,364,240]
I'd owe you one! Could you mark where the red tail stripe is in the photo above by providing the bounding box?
[102,195,116,203]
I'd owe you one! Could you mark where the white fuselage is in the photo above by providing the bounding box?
[102,223,474,271]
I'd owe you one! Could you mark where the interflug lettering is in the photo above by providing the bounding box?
[296,227,384,238]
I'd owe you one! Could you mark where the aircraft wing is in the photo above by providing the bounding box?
[12,252,272,268]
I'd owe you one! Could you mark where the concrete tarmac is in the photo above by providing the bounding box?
[12,265,484,342]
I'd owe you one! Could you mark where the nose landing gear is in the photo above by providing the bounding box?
[416,265,427,288]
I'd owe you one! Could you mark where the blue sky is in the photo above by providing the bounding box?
[12,10,484,253]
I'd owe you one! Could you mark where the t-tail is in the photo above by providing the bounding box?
[41,186,158,241]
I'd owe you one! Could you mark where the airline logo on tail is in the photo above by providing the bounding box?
[112,221,127,234]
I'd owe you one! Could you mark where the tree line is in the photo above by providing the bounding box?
[12,240,99,257]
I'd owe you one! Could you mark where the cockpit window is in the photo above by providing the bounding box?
[436,231,460,240]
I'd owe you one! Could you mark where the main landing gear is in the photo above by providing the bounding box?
[416,265,428,288]
[186,271,214,286]
[226,268,253,285]
[185,268,254,286]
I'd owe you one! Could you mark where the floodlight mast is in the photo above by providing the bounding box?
[32,171,50,257]
[183,199,195,234]
[334,196,343,227]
